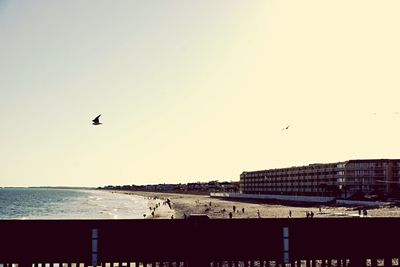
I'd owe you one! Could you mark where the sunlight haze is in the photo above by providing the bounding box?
[1,1,400,187]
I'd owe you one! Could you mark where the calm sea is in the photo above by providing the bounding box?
[0,188,148,219]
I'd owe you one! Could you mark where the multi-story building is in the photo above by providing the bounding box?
[240,159,400,199]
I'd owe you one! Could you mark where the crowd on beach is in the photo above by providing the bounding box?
[143,197,332,219]
[112,191,396,219]
[144,196,267,219]
[144,196,174,219]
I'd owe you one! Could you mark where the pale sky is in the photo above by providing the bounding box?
[1,1,400,187]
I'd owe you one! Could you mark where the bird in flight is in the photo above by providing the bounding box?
[92,115,102,125]
[282,125,290,131]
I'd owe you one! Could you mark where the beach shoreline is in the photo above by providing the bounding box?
[108,190,400,219]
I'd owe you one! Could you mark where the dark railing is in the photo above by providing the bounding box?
[1,217,400,267]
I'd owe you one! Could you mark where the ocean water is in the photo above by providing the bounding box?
[0,188,149,219]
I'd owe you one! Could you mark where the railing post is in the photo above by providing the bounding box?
[384,257,392,267]
[282,227,289,265]
[311,259,316,267]
[187,215,211,267]
[18,261,31,267]
[349,258,363,267]
[92,228,99,267]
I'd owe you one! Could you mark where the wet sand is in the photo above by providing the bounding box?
[112,190,400,219]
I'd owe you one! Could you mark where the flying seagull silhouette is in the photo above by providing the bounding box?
[92,115,102,125]
[282,125,290,131]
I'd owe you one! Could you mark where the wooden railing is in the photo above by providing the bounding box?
[1,216,400,267]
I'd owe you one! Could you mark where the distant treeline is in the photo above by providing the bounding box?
[98,180,239,193]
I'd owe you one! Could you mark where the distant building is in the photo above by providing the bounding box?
[220,181,240,193]
[240,159,400,199]
[187,182,207,191]
[101,180,240,193]
[156,184,177,191]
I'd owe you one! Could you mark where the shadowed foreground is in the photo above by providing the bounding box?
[0,217,399,267]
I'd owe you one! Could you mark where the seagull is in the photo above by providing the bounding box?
[281,125,290,131]
[92,115,102,125]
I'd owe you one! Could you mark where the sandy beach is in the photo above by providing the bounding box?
[112,190,400,219]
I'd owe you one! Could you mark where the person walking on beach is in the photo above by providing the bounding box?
[242,208,245,213]
[166,199,172,209]
[257,210,261,218]
[229,212,233,219]
[233,205,236,212]
[289,210,292,218]
[363,209,368,217]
